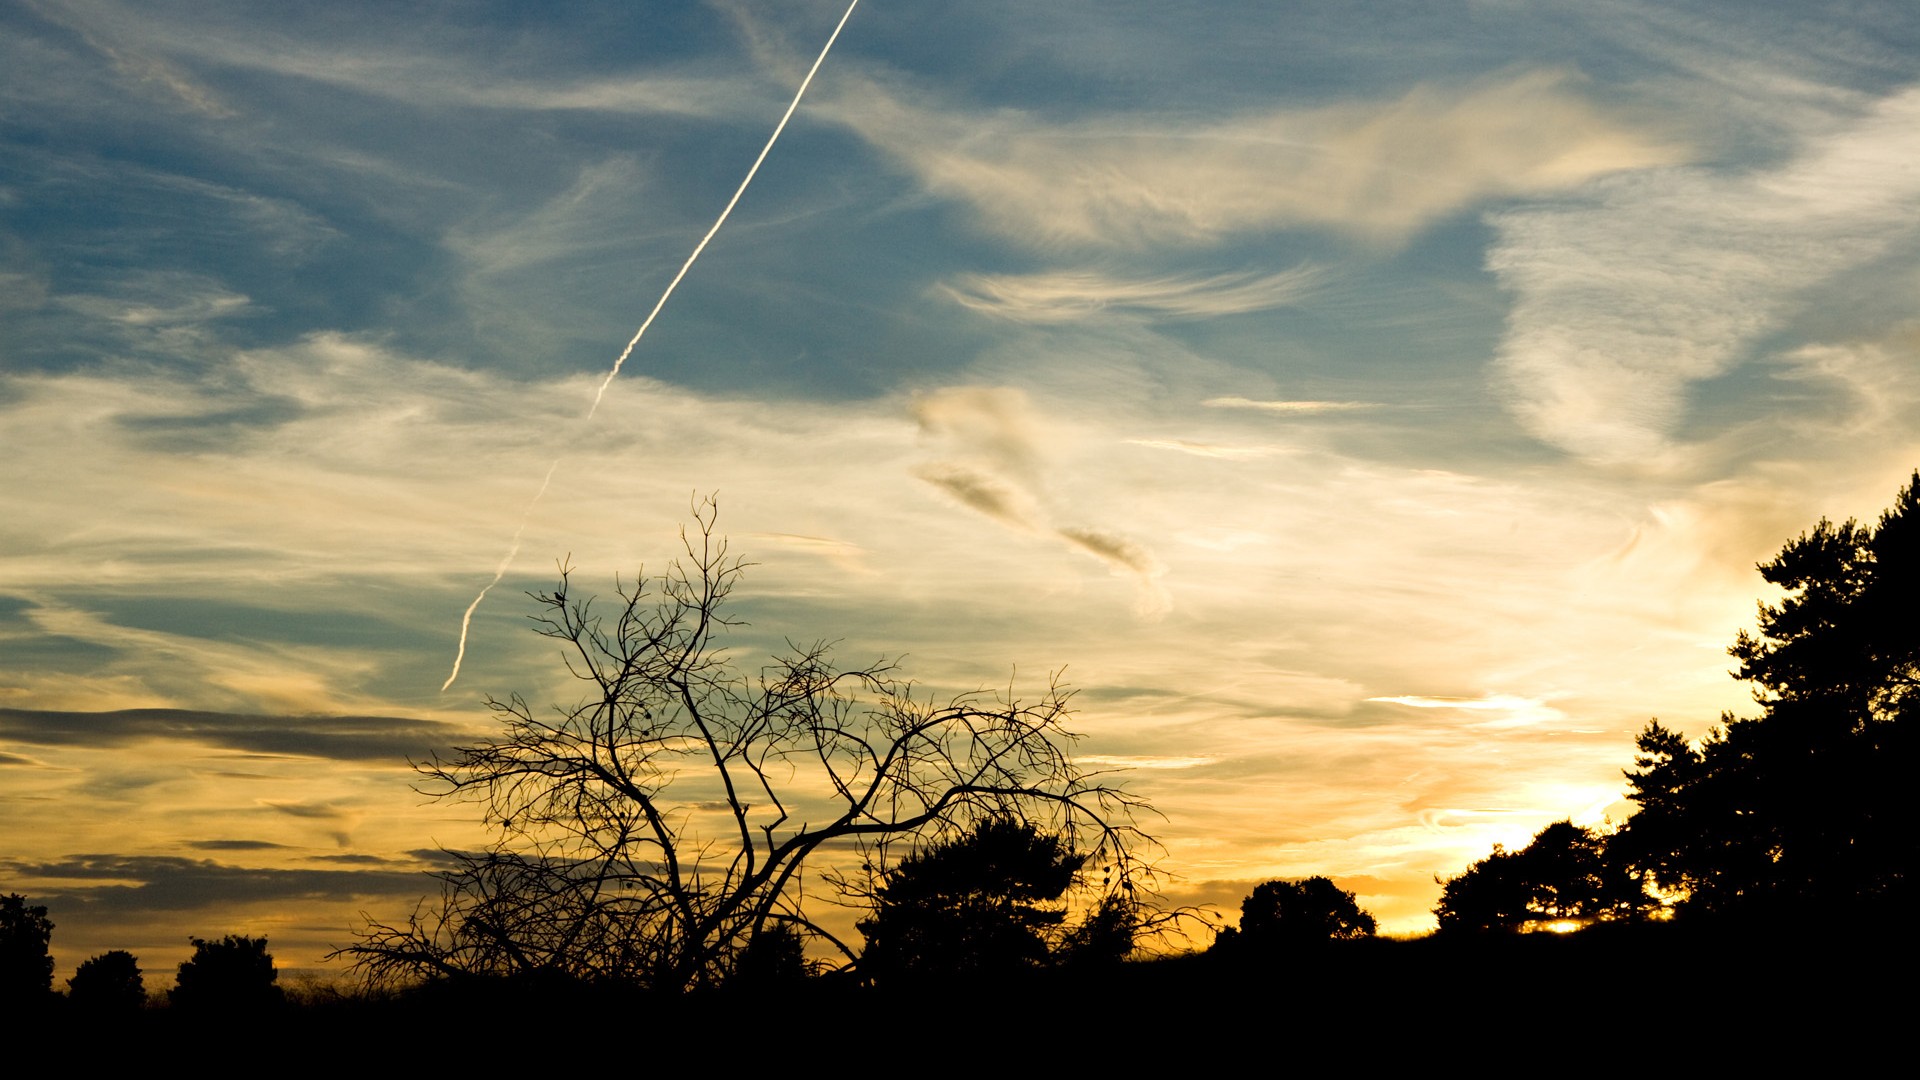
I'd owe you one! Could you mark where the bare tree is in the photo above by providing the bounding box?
[344,498,1157,991]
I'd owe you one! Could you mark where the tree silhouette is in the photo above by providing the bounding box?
[856,818,1093,982]
[1613,472,1920,920]
[345,500,1158,992]
[0,894,53,1003]
[728,921,812,989]
[1056,894,1141,969]
[1436,820,1648,933]
[67,950,145,1011]
[171,935,282,1010]
[1234,877,1377,948]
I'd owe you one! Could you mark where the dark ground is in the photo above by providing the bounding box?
[19,924,1914,1065]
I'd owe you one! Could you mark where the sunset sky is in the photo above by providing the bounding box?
[5,0,1920,979]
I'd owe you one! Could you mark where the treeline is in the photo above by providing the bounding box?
[0,904,283,1014]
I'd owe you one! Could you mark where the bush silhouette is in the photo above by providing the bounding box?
[728,922,811,988]
[858,819,1087,982]
[68,950,145,1010]
[1235,877,1376,948]
[171,935,282,1009]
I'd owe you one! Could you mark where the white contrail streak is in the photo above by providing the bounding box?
[588,0,861,418]
[443,0,860,691]
[442,461,560,692]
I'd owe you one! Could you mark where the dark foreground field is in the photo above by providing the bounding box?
[23,923,1915,1064]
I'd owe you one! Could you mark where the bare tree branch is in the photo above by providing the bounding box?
[340,497,1160,991]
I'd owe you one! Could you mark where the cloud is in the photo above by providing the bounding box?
[25,0,751,122]
[1489,83,1920,463]
[260,799,354,820]
[27,0,236,117]
[5,854,428,914]
[1076,754,1217,771]
[912,462,1045,531]
[1057,525,1163,579]
[829,69,1685,248]
[56,271,253,328]
[940,266,1320,322]
[911,385,1047,482]
[910,387,1167,608]
[1202,397,1380,415]
[261,798,362,846]
[1123,438,1283,461]
[0,707,464,762]
[4,598,395,715]
[1056,526,1169,616]
[1367,694,1567,730]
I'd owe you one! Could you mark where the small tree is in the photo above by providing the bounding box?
[1234,877,1376,948]
[0,894,54,1003]
[728,922,812,988]
[172,935,281,1009]
[1057,894,1141,969]
[67,951,145,1010]
[856,818,1086,982]
[346,500,1156,991]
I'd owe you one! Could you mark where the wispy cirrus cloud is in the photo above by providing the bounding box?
[21,0,236,117]
[1490,83,1920,464]
[911,461,1044,531]
[1123,438,1284,461]
[940,266,1320,322]
[829,69,1686,248]
[1057,526,1164,582]
[1202,397,1381,416]
[24,0,753,121]
[0,707,464,762]
[1368,693,1567,730]
[910,386,1169,612]
[5,853,428,913]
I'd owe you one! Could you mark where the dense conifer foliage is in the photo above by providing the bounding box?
[1612,473,1919,920]
[1429,472,1919,931]
[856,818,1113,981]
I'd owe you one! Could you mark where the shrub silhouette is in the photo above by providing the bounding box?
[1235,877,1376,948]
[67,950,145,1010]
[858,819,1089,982]
[171,935,282,1009]
[1057,894,1140,968]
[729,922,811,988]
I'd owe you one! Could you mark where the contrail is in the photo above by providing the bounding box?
[443,0,861,691]
[589,0,861,417]
[441,461,560,692]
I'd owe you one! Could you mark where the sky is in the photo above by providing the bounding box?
[4,0,1920,979]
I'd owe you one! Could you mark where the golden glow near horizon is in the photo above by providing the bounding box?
[3,1,1919,980]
